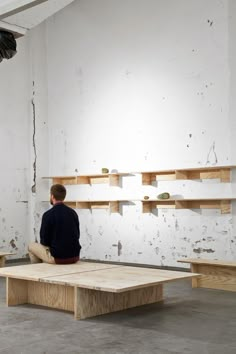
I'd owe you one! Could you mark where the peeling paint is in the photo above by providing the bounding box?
[9,239,17,249]
[85,227,92,241]
[193,248,215,254]
[207,19,213,26]
[98,226,103,236]
[31,81,37,194]
[118,241,122,256]
[175,220,179,231]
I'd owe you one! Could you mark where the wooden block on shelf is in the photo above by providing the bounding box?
[155,200,176,209]
[64,201,77,208]
[175,170,189,180]
[142,173,155,185]
[90,202,110,210]
[155,172,176,181]
[76,176,90,184]
[220,168,231,182]
[109,201,119,213]
[109,174,119,186]
[142,200,176,213]
[52,177,77,185]
[220,200,231,214]
[142,201,152,213]
[89,176,109,184]
[76,202,90,209]
[175,200,189,209]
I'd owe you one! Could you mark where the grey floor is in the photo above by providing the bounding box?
[0,265,236,354]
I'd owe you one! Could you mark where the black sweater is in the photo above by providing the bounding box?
[40,203,81,259]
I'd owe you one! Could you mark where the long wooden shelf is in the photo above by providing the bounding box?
[141,198,236,214]
[141,166,236,184]
[62,200,128,213]
[42,173,130,187]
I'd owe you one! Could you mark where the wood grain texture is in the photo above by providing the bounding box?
[196,264,236,292]
[75,284,163,320]
[109,174,119,186]
[178,258,236,268]
[140,166,234,183]
[28,281,74,311]
[0,262,122,281]
[0,252,15,256]
[42,266,199,292]
[0,257,6,268]
[0,252,15,267]
[191,264,199,288]
[7,278,28,306]
[179,259,236,291]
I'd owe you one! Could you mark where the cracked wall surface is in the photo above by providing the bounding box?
[0,36,30,258]
[44,0,236,267]
[1,0,236,266]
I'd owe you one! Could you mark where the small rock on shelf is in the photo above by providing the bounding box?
[157,192,170,199]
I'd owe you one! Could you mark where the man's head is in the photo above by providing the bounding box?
[50,184,66,205]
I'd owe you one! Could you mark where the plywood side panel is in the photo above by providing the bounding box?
[109,175,119,186]
[75,284,163,320]
[7,278,28,306]
[191,264,199,288]
[28,281,74,311]
[197,265,236,292]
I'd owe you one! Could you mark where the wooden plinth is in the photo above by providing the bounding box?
[7,278,74,312]
[191,264,236,292]
[75,284,163,320]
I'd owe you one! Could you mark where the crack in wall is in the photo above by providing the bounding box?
[206,141,218,165]
[31,81,37,193]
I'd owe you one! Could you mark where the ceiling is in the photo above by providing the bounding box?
[0,0,75,38]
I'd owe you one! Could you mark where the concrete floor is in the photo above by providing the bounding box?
[0,266,236,354]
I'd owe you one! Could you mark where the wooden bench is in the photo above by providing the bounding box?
[178,258,236,292]
[0,252,15,267]
[0,261,199,320]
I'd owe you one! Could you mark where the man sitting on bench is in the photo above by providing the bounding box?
[28,184,81,264]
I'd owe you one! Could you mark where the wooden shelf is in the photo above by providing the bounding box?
[63,200,127,213]
[141,198,236,214]
[141,166,236,184]
[43,173,130,187]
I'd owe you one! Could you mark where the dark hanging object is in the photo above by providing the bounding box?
[0,30,17,63]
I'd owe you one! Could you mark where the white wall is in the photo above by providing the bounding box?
[0,23,49,259]
[2,0,235,266]
[0,35,30,258]
[43,0,236,267]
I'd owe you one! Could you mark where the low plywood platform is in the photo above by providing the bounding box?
[0,252,16,267]
[0,262,199,320]
[178,258,236,292]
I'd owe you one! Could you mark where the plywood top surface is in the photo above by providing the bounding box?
[43,173,130,178]
[41,266,200,292]
[142,198,236,202]
[178,259,236,268]
[140,166,236,174]
[0,262,122,281]
[0,252,15,256]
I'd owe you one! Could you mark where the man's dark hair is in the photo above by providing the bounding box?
[50,184,66,201]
